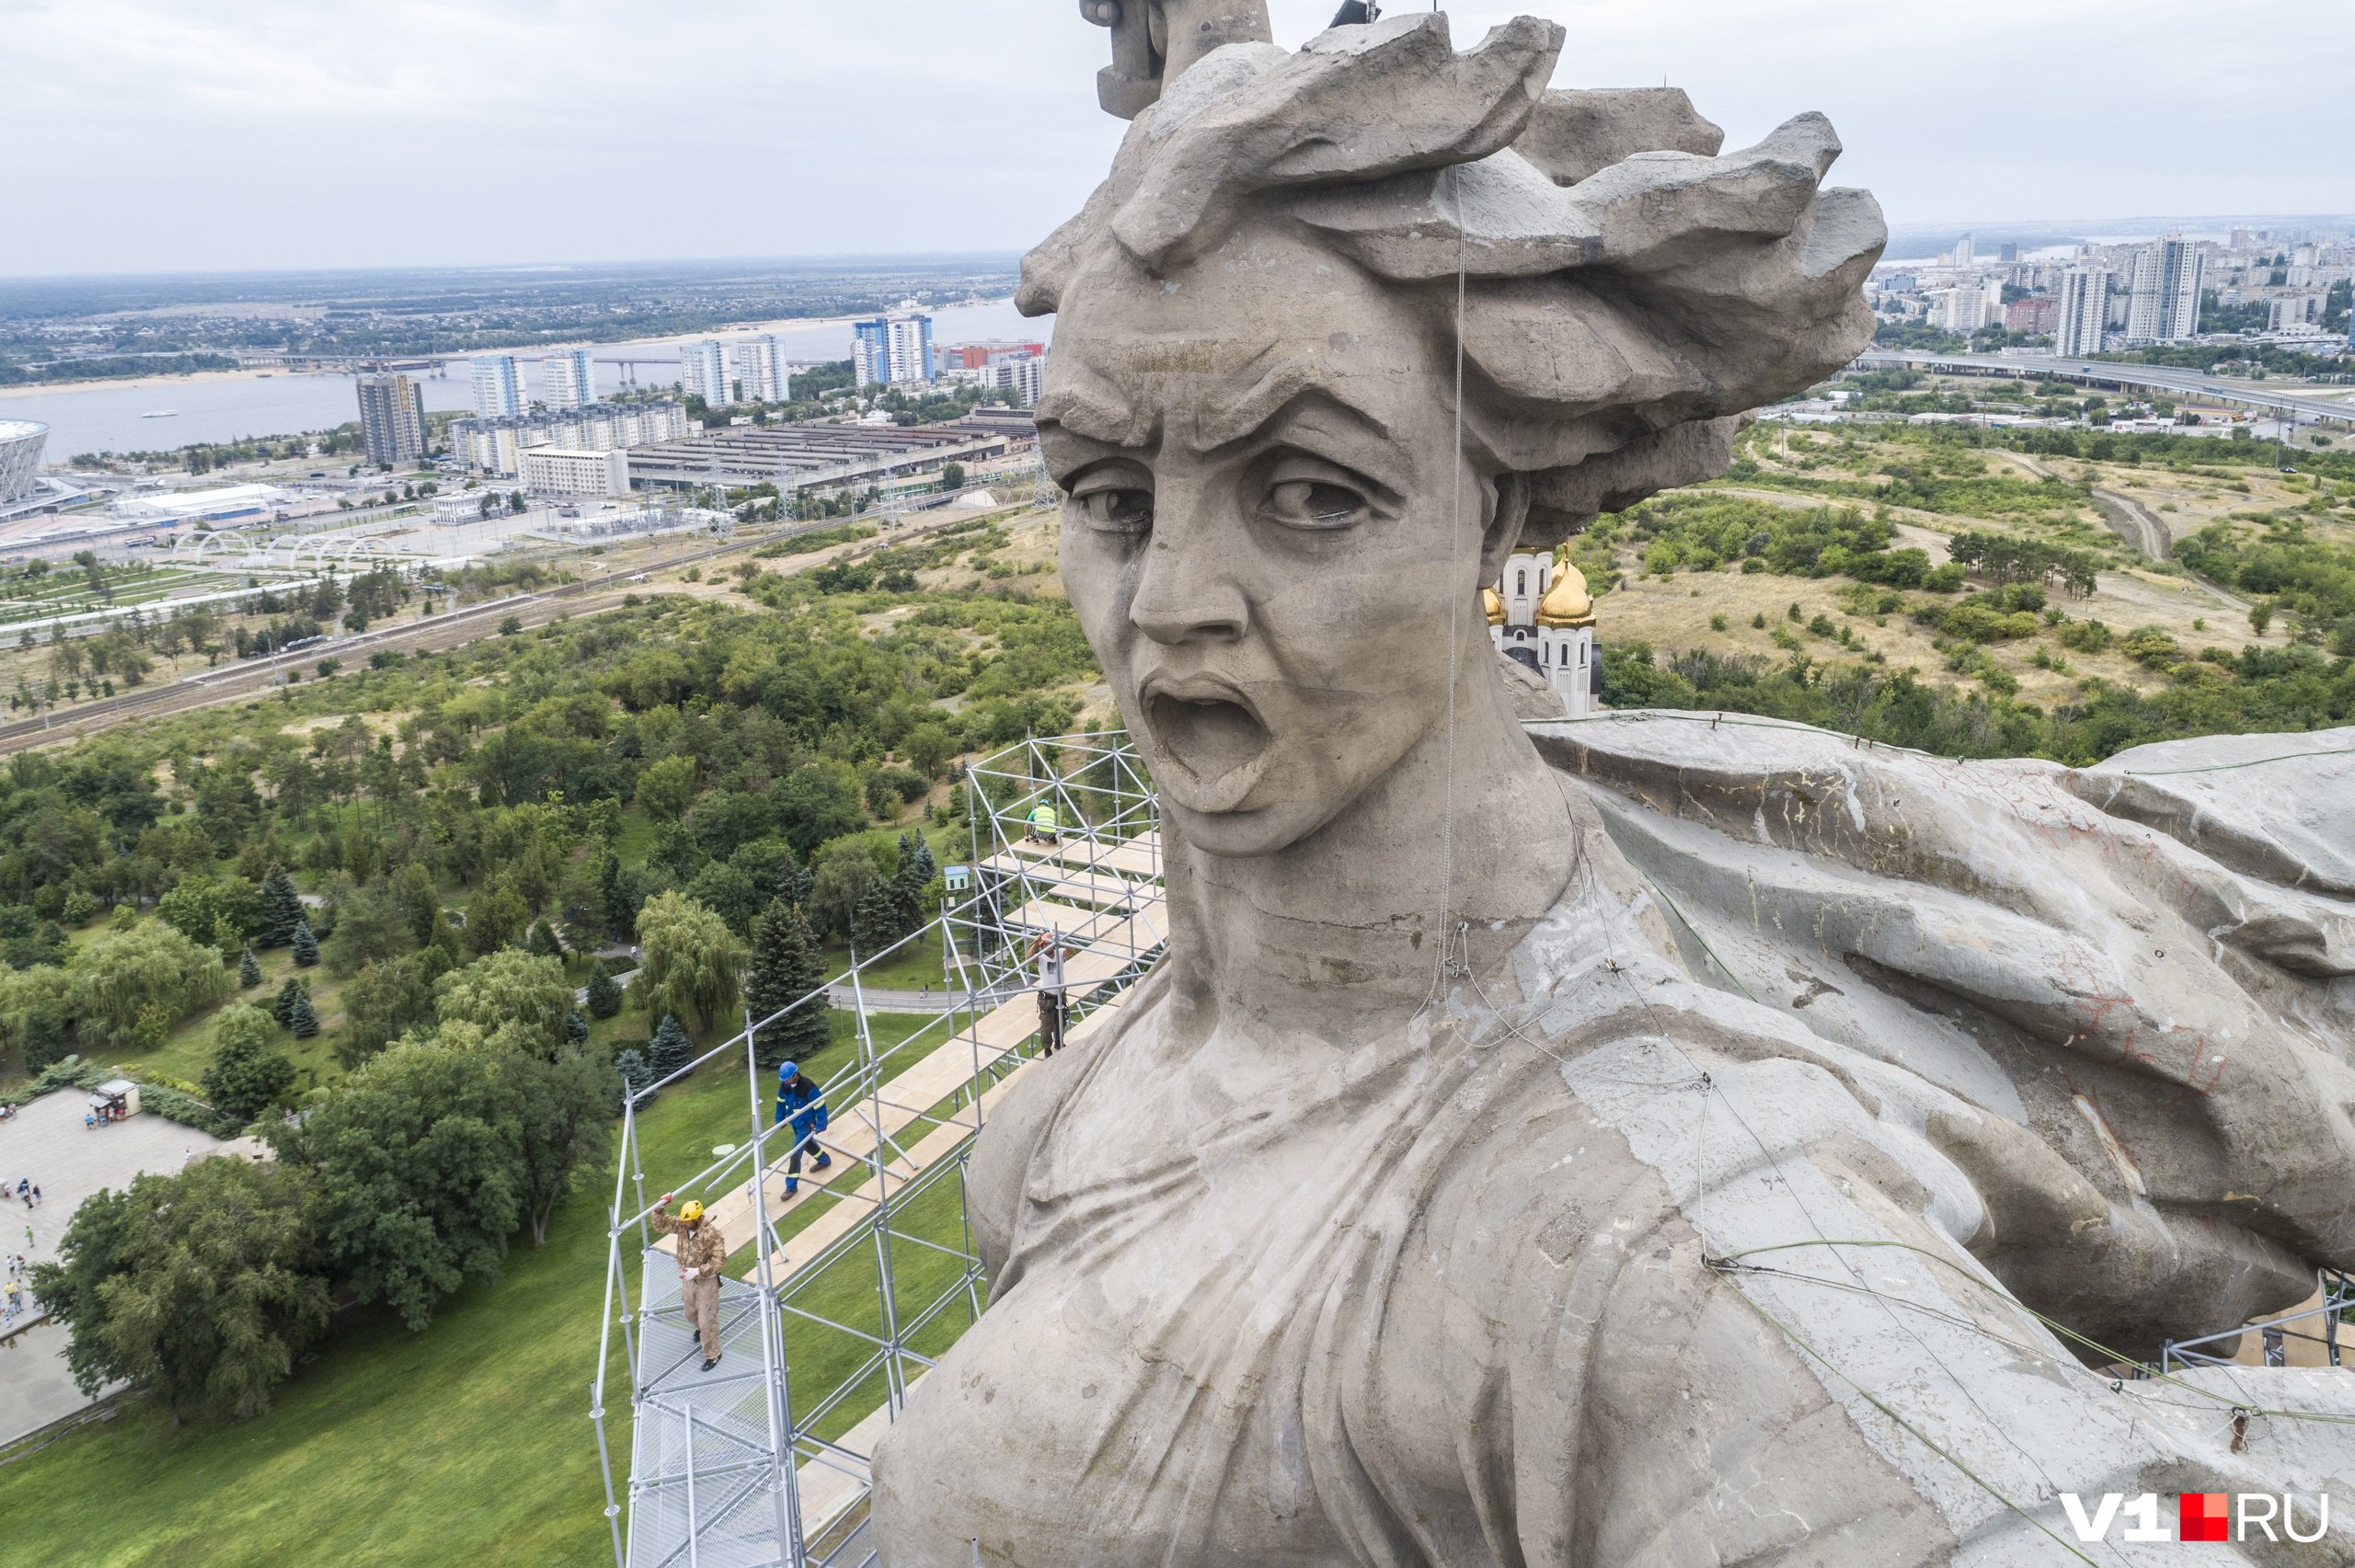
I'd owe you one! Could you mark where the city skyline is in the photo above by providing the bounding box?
[4,0,2350,277]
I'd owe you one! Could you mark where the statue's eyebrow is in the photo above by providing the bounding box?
[1189,355,1391,452]
[1036,364,1152,450]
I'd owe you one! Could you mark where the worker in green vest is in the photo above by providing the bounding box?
[1027,801,1061,846]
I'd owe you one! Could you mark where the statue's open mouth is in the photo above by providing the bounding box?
[1143,683,1270,794]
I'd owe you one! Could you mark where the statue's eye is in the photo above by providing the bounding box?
[1261,479,1365,532]
[1075,486,1154,534]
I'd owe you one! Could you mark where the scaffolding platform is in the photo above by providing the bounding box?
[626,1250,793,1568]
[594,733,1165,1568]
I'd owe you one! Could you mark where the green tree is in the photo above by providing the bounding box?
[269,1039,524,1331]
[270,976,307,1029]
[583,959,624,1020]
[156,876,261,949]
[633,891,744,1035]
[258,868,304,948]
[636,754,698,819]
[648,1014,693,1082]
[201,1002,295,1124]
[524,919,564,959]
[431,949,573,1059]
[322,877,416,976]
[237,946,262,989]
[463,878,529,956]
[66,921,235,1052]
[745,898,828,1070]
[290,918,319,968]
[772,761,864,856]
[286,988,319,1039]
[336,955,436,1068]
[510,1049,615,1246]
[851,875,906,956]
[806,839,874,941]
[392,862,443,947]
[29,1157,330,1425]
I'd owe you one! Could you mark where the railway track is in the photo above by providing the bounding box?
[0,504,1024,757]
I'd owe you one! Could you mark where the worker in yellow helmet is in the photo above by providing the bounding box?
[654,1193,728,1371]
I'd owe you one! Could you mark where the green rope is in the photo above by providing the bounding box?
[1638,874,1761,1005]
[1719,1238,2355,1428]
[2107,748,2353,778]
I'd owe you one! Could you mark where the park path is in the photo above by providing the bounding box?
[0,1090,229,1446]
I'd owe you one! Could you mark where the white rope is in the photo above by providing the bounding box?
[1427,166,1471,1003]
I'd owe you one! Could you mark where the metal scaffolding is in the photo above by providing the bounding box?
[591,731,1162,1568]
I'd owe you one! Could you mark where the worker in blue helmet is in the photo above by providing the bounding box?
[775,1061,832,1197]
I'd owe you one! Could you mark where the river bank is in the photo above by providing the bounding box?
[10,298,1046,459]
[4,295,1029,400]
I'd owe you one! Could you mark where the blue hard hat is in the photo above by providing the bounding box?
[776,1061,797,1081]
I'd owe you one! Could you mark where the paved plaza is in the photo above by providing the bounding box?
[0,1085,229,1446]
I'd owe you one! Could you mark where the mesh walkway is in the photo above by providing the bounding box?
[601,733,1163,1568]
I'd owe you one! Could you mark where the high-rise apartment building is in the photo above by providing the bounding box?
[1952,233,1975,269]
[853,312,936,387]
[2124,237,2203,342]
[728,336,792,404]
[355,372,428,465]
[471,354,524,419]
[541,348,595,409]
[680,339,728,404]
[984,354,1048,407]
[1933,286,1989,334]
[2053,268,2109,356]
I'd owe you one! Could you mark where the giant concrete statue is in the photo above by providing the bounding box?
[873,8,2355,1562]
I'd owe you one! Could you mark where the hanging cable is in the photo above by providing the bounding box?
[1425,166,1471,1003]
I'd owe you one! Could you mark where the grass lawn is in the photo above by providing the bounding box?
[0,1004,970,1568]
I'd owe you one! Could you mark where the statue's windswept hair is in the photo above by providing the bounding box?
[1022,11,1885,545]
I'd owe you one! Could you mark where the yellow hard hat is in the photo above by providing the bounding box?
[677,1200,705,1223]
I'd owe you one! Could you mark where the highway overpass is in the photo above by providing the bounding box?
[1852,350,2355,429]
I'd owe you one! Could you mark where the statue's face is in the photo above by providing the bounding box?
[1042,229,1485,858]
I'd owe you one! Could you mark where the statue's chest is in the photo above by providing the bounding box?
[872,1104,1392,1564]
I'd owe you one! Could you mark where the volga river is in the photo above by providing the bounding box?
[5,298,1046,463]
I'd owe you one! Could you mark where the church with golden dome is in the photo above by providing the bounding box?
[1487,543,1601,716]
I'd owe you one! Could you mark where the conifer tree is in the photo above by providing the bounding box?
[584,959,624,1020]
[525,920,563,959]
[746,898,828,1069]
[258,869,303,949]
[898,831,938,889]
[649,1014,693,1081]
[614,1047,655,1110]
[564,1010,591,1045]
[290,918,320,968]
[851,876,904,960]
[285,988,319,1040]
[237,947,263,989]
[270,977,306,1029]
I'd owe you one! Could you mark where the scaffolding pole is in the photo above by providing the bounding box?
[598,731,1163,1568]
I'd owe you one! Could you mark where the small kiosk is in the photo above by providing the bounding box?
[89,1079,142,1123]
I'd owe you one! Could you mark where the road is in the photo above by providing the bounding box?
[1855,350,2355,428]
[2090,487,2172,559]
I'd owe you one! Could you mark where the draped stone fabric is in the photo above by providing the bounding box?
[872,723,2355,1564]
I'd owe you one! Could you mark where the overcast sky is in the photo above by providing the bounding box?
[3,0,2349,278]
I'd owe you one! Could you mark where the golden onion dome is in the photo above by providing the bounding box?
[1534,560,1593,628]
[1482,586,1505,626]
